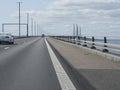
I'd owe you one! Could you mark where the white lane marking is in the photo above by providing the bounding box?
[45,39,76,90]
[4,47,10,50]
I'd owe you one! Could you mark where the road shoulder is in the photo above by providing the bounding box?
[47,37,120,90]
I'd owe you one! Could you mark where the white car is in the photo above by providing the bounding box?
[0,34,14,44]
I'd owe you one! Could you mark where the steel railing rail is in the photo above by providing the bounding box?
[52,36,120,56]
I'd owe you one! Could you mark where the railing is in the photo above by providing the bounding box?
[14,36,39,39]
[51,36,120,56]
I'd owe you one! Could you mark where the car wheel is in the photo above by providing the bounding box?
[11,42,14,44]
[8,42,11,44]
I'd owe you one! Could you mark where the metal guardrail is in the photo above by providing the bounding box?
[14,36,40,39]
[52,36,120,56]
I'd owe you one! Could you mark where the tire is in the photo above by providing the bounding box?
[8,41,14,44]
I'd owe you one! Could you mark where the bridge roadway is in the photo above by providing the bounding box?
[0,37,62,90]
[1,37,120,90]
[47,37,120,90]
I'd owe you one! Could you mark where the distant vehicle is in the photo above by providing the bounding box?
[0,33,14,44]
[42,34,45,37]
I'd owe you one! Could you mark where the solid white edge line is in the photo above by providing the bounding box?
[45,38,76,90]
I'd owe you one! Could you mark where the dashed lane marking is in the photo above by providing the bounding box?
[4,47,10,50]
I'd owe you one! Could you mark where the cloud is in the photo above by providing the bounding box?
[10,0,120,36]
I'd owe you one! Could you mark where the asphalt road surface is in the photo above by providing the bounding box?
[0,37,61,90]
[0,37,37,54]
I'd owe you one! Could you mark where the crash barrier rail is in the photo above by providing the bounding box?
[51,36,120,56]
[14,36,40,39]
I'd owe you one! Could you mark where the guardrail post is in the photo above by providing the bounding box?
[60,36,62,41]
[73,36,75,44]
[58,36,60,40]
[59,36,60,40]
[63,36,65,41]
[75,36,77,44]
[67,36,69,42]
[82,36,87,47]
[66,36,68,42]
[91,36,96,49]
[70,36,72,43]
[78,36,81,45]
[64,36,66,41]
[68,36,70,42]
[57,36,59,40]
[103,37,109,52]
[72,36,74,44]
[64,36,66,42]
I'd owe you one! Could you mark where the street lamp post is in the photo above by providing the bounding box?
[73,24,75,43]
[37,24,39,36]
[17,2,22,37]
[34,21,36,36]
[31,18,33,36]
[2,24,4,32]
[27,13,29,37]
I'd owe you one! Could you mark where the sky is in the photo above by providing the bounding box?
[0,0,120,37]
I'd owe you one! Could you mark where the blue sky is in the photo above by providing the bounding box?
[0,0,120,37]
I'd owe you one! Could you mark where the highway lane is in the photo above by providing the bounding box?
[0,37,61,90]
[14,37,38,45]
[0,37,37,54]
